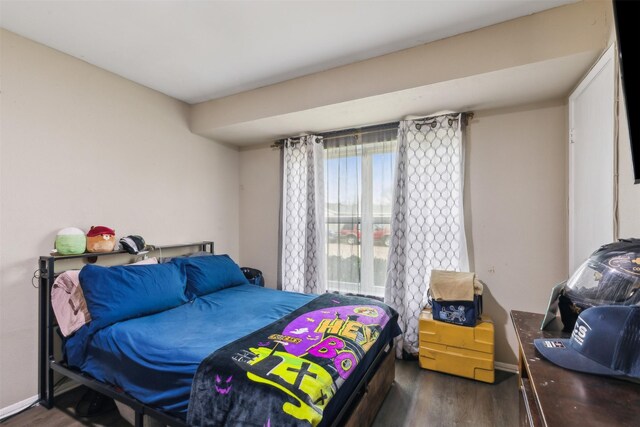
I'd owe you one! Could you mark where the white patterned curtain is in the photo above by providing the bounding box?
[385,114,468,357]
[281,136,326,294]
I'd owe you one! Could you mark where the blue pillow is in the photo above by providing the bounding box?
[172,254,249,297]
[79,262,188,329]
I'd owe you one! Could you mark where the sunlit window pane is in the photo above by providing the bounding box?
[324,133,397,298]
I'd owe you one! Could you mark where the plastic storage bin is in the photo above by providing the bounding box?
[418,309,495,383]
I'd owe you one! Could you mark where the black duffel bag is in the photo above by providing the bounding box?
[241,267,265,287]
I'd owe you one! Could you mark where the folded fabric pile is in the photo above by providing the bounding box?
[428,270,483,327]
[429,270,483,301]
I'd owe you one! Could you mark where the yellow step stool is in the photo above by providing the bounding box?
[418,309,495,383]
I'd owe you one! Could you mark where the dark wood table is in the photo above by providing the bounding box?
[511,310,640,427]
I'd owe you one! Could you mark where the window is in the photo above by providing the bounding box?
[324,126,397,297]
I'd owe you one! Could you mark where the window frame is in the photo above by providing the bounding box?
[323,126,398,298]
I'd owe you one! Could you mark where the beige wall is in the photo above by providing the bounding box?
[466,101,568,364]
[0,29,240,410]
[238,144,280,289]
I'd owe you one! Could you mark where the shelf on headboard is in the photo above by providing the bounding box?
[39,241,214,262]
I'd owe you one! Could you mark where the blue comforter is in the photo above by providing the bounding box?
[65,285,315,416]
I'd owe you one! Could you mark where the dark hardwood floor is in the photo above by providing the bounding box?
[1,385,129,427]
[373,360,519,427]
[2,360,518,426]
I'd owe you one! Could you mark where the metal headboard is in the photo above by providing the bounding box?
[38,241,213,427]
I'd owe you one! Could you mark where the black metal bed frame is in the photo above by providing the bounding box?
[38,240,393,427]
[39,241,213,427]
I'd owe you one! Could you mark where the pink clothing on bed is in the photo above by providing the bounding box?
[51,270,91,336]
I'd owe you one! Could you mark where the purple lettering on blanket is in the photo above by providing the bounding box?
[280,305,389,379]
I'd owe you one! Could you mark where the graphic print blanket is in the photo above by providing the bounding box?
[187,293,398,426]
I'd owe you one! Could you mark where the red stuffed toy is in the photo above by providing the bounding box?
[86,226,116,253]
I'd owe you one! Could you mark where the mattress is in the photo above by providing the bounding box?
[65,285,314,416]
[63,284,398,423]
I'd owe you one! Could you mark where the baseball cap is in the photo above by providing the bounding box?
[534,305,640,380]
[119,235,146,254]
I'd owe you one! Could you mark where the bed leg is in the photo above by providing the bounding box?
[39,257,55,409]
[134,410,144,427]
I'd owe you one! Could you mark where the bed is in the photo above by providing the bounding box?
[39,242,400,427]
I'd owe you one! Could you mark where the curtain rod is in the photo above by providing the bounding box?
[412,112,474,130]
[271,112,473,148]
[270,122,399,149]
[321,122,400,141]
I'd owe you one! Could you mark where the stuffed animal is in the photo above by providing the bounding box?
[86,226,116,253]
[55,227,87,255]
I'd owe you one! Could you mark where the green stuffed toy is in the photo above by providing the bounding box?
[55,227,86,255]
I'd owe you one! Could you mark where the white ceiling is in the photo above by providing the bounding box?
[0,0,575,105]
